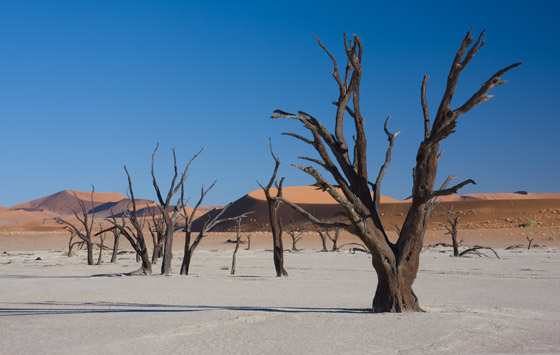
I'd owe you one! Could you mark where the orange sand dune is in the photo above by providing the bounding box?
[436,192,560,202]
[12,190,128,215]
[248,185,401,204]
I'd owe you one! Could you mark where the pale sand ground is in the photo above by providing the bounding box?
[1,241,559,354]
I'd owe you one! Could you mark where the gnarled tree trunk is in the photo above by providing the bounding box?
[272,31,519,312]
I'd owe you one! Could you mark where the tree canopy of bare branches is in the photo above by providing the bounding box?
[271,31,520,312]
[55,187,97,265]
[105,166,153,275]
[151,144,203,275]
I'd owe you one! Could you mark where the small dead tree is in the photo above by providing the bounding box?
[257,140,288,277]
[436,207,461,257]
[272,31,519,312]
[316,228,329,252]
[179,182,252,276]
[327,228,342,251]
[67,229,84,257]
[526,236,535,250]
[245,233,252,250]
[231,217,244,275]
[151,144,204,276]
[55,187,96,265]
[286,219,305,251]
[106,166,152,275]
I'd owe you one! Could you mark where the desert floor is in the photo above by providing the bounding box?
[1,231,559,354]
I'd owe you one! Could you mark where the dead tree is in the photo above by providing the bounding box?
[151,144,204,276]
[245,234,252,250]
[526,236,535,250]
[231,217,244,275]
[179,183,251,275]
[316,228,329,252]
[436,207,461,257]
[67,229,84,257]
[460,245,500,259]
[286,219,305,251]
[327,228,341,251]
[55,187,96,265]
[106,166,152,275]
[257,140,288,277]
[271,31,520,312]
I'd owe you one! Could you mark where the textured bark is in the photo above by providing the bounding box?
[272,31,519,312]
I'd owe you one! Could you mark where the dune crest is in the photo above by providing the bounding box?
[248,185,401,204]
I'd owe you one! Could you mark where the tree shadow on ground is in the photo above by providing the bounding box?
[0,301,371,316]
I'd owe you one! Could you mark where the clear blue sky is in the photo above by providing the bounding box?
[1,0,558,207]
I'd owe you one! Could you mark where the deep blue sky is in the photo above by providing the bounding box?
[1,1,558,207]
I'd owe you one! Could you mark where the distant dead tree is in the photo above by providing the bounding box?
[179,182,251,276]
[436,206,461,257]
[151,144,204,276]
[230,216,245,275]
[526,236,535,250]
[106,166,152,275]
[316,228,329,252]
[55,187,97,265]
[245,233,252,250]
[286,219,305,251]
[257,140,288,277]
[66,229,84,257]
[271,31,519,312]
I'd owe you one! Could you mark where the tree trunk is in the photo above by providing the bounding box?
[161,228,174,275]
[268,202,288,277]
[372,266,423,313]
[180,250,192,276]
[319,232,328,252]
[452,234,460,257]
[110,234,120,263]
[86,242,94,266]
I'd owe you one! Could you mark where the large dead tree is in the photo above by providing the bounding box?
[151,144,203,276]
[272,31,520,312]
[257,141,288,277]
[55,187,97,265]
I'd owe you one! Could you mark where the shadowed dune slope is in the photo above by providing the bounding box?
[194,187,560,232]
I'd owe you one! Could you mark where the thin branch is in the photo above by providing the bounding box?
[421,75,430,139]
[373,116,401,209]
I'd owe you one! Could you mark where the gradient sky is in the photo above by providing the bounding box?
[1,0,558,207]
